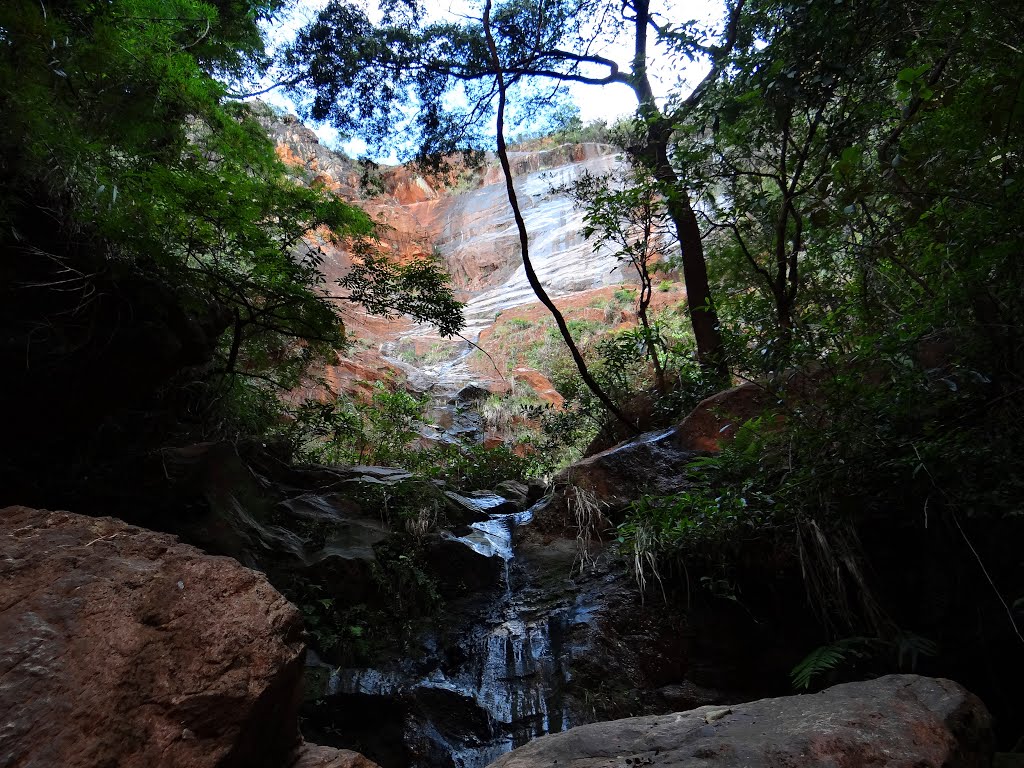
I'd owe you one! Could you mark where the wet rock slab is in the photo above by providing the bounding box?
[487,675,993,768]
[304,501,603,768]
[445,491,518,524]
[541,427,696,529]
[540,383,781,530]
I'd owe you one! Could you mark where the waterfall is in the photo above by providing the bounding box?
[308,497,598,767]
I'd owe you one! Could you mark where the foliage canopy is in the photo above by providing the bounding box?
[0,0,463,452]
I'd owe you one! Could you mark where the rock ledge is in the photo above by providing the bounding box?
[487,674,993,768]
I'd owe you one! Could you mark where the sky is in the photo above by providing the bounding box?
[254,0,723,161]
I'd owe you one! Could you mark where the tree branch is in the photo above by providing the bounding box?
[483,0,637,434]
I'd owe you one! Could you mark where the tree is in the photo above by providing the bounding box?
[480,0,636,432]
[567,167,675,393]
[682,0,1024,374]
[681,0,917,365]
[0,0,464,497]
[286,0,743,379]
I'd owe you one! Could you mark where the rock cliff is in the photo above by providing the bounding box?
[253,103,667,407]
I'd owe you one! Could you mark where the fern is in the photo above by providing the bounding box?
[791,633,939,691]
[790,637,872,690]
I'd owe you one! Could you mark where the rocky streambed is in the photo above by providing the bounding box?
[0,378,1010,768]
[109,440,660,768]
[0,498,1000,768]
[301,494,609,768]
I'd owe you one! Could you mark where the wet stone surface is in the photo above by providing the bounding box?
[301,501,610,768]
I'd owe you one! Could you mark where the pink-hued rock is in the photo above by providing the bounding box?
[511,367,564,407]
[487,675,993,768]
[672,382,780,453]
[290,743,381,768]
[0,506,376,768]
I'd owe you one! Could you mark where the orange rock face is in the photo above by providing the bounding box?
[511,367,564,407]
[672,383,780,453]
[260,104,692,414]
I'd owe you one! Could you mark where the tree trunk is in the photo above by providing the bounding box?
[630,0,728,383]
[483,0,638,434]
[667,171,727,380]
[225,309,244,376]
[636,120,729,382]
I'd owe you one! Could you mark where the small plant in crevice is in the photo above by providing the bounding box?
[790,633,938,691]
[479,386,547,434]
[279,576,373,663]
[566,486,608,574]
[413,442,544,492]
[616,412,781,592]
[371,538,442,618]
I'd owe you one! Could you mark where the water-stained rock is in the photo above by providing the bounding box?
[0,505,375,768]
[492,480,530,507]
[487,675,993,768]
[537,427,696,532]
[446,491,520,520]
[536,384,782,533]
[159,444,455,609]
[425,536,506,597]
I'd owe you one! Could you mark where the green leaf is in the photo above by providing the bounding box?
[790,638,871,690]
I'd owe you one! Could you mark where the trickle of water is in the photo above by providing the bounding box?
[309,500,592,768]
[455,505,534,563]
[419,502,579,767]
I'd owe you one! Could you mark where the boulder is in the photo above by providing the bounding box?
[291,743,381,768]
[271,492,392,605]
[424,535,506,597]
[486,675,993,768]
[444,491,509,524]
[493,480,530,507]
[455,383,491,403]
[540,426,696,531]
[0,506,378,768]
[157,444,455,608]
[672,382,779,453]
[536,384,782,533]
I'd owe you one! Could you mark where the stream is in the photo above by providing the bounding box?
[306,495,602,768]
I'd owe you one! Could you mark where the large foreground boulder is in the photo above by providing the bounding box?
[291,743,381,767]
[487,675,993,768]
[0,506,378,768]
